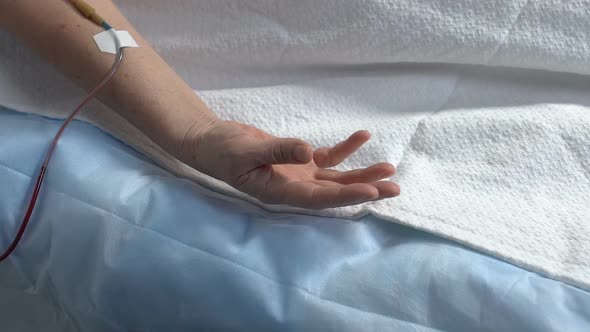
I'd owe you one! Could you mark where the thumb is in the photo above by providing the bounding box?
[260,138,313,165]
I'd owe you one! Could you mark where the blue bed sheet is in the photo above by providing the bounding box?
[0,108,589,331]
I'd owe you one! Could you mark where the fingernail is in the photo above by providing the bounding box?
[294,145,310,162]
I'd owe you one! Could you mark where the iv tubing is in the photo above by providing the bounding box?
[0,1,123,262]
[0,48,123,262]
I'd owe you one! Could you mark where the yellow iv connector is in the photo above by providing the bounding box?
[67,0,111,29]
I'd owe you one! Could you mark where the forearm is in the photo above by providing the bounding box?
[0,0,217,155]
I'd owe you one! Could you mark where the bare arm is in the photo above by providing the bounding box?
[0,0,216,156]
[0,0,400,209]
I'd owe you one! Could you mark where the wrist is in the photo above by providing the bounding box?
[104,76,219,161]
[173,112,220,165]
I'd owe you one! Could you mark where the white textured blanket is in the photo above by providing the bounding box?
[1,0,589,289]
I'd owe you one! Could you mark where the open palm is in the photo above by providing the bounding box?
[182,121,400,209]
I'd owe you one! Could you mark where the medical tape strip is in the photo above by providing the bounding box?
[93,29,138,54]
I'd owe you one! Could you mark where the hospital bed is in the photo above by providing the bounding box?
[1,107,588,331]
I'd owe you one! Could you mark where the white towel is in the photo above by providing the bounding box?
[1,0,589,289]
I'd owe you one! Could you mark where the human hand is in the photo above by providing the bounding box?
[179,120,400,209]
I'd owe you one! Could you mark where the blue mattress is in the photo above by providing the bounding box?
[0,108,589,331]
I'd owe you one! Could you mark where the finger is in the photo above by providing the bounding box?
[270,182,379,209]
[370,181,401,199]
[310,183,380,208]
[314,130,371,168]
[316,162,395,184]
[259,138,313,165]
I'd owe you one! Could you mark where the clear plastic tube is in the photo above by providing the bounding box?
[0,48,124,262]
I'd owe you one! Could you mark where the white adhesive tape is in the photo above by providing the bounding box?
[93,29,138,54]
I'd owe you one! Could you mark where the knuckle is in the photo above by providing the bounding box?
[314,149,330,167]
[271,143,286,163]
